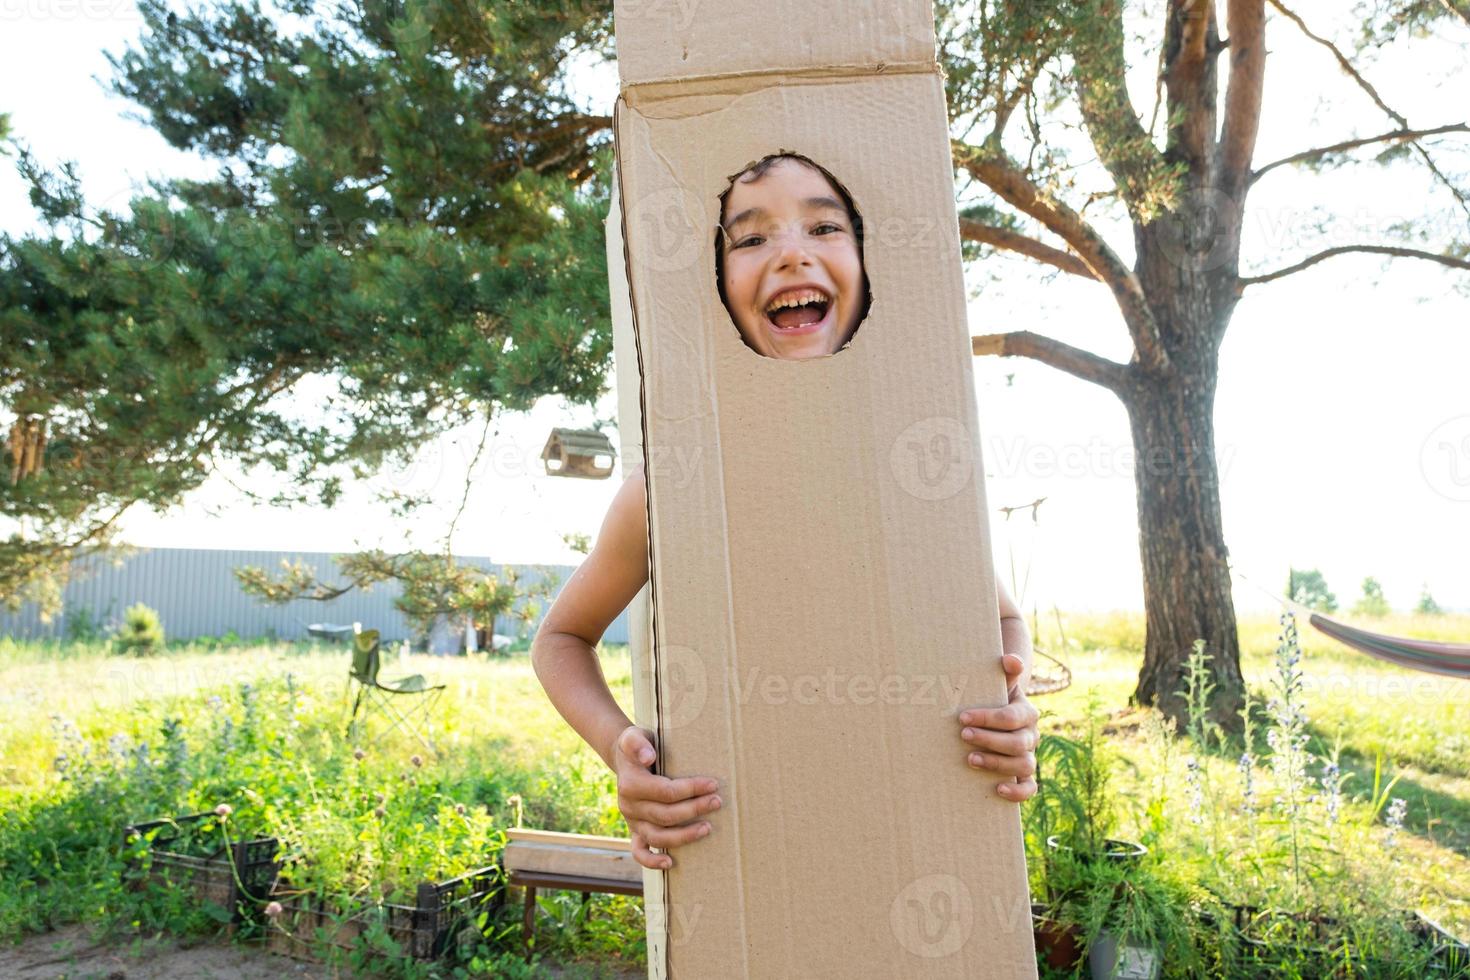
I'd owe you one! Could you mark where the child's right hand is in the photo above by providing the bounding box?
[613,726,722,870]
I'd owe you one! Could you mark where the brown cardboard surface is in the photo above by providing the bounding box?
[614,2,934,88]
[610,2,1036,976]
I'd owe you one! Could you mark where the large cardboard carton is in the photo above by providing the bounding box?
[608,2,1037,976]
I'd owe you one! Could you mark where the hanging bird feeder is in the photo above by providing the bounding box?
[541,428,617,480]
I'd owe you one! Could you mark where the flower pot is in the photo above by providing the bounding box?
[1045,835,1149,866]
[1088,929,1161,980]
[1031,902,1084,970]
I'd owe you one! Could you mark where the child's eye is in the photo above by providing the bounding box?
[812,222,844,235]
[731,235,763,249]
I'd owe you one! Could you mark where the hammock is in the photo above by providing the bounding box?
[1306,612,1470,681]
[1025,645,1073,697]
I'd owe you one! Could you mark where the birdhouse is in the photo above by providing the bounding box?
[540,428,616,480]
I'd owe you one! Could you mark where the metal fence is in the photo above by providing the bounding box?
[0,547,624,647]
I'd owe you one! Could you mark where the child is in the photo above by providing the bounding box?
[531,152,1040,872]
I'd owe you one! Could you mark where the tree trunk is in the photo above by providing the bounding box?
[1121,352,1244,730]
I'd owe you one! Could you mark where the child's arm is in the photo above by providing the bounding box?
[531,465,721,869]
[957,579,1040,801]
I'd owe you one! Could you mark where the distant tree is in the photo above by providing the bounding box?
[0,112,12,153]
[234,551,553,643]
[1415,583,1443,615]
[1286,567,1338,612]
[561,531,592,556]
[112,602,165,656]
[1352,577,1392,617]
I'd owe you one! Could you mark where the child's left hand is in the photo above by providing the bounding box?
[958,653,1039,802]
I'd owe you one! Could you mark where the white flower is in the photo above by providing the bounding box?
[1384,797,1408,848]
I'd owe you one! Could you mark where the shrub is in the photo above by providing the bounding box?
[113,603,165,655]
[1352,577,1391,617]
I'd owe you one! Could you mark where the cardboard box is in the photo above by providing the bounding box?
[608,2,1037,975]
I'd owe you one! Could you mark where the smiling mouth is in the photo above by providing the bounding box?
[764,287,833,334]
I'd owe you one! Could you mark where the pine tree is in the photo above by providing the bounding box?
[2,1,615,615]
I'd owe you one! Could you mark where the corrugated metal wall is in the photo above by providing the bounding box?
[0,547,625,647]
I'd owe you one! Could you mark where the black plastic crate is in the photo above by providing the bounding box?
[122,812,280,924]
[267,864,504,962]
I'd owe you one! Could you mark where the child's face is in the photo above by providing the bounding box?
[719,160,865,359]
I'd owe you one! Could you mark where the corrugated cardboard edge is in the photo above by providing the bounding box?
[605,175,668,980]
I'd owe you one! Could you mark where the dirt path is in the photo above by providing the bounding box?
[0,925,328,980]
[0,927,646,979]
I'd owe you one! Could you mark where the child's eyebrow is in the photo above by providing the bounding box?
[722,196,848,234]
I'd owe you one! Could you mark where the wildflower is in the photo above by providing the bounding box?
[264,901,283,919]
[410,754,423,768]
[53,754,70,775]
[1184,757,1205,825]
[1384,797,1408,848]
[1238,752,1257,815]
[374,806,387,819]
[215,803,233,818]
[206,695,223,712]
[1319,760,1341,826]
[354,748,366,761]
[108,733,131,760]
[454,803,467,816]
[1267,612,1313,819]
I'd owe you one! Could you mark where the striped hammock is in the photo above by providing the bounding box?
[1307,612,1470,681]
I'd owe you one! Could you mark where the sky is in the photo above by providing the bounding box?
[2,2,1467,616]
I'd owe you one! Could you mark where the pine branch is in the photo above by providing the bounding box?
[1439,0,1470,29]
[1251,123,1470,183]
[1269,0,1470,219]
[1219,0,1266,199]
[971,331,1131,393]
[1162,0,1221,170]
[1073,0,1170,220]
[953,141,1168,371]
[957,218,1098,280]
[1238,244,1470,289]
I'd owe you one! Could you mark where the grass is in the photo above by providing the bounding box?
[1,609,1467,975]
[0,634,641,976]
[1039,610,1470,940]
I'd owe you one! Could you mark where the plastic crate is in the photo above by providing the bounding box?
[266,864,504,962]
[122,812,280,924]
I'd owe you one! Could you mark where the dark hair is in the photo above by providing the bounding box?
[713,151,871,352]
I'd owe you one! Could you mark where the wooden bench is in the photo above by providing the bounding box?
[502,829,644,945]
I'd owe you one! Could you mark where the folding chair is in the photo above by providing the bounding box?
[346,629,445,754]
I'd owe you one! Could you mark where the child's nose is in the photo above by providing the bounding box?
[773,239,814,269]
